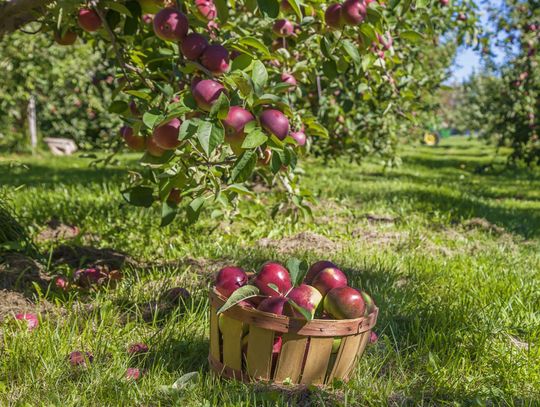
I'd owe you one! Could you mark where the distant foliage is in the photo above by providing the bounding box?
[0,31,119,152]
[441,0,539,165]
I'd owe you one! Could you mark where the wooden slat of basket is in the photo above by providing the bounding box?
[209,308,221,362]
[273,333,308,383]
[326,333,364,383]
[209,289,378,337]
[342,330,371,380]
[221,315,244,371]
[246,326,274,380]
[299,337,334,385]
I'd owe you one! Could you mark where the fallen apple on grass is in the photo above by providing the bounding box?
[14,313,39,331]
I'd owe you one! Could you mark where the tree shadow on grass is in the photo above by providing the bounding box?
[0,162,126,188]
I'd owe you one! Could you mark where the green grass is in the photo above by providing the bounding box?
[1,136,539,405]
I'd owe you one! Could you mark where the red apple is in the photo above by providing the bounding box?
[457,12,467,21]
[259,109,289,140]
[311,267,348,296]
[342,0,366,25]
[153,118,182,150]
[77,9,102,32]
[191,79,226,111]
[215,266,248,297]
[69,351,93,367]
[305,260,337,284]
[272,19,294,37]
[74,267,102,288]
[291,131,306,146]
[120,126,146,151]
[222,106,255,154]
[195,0,217,21]
[14,313,39,330]
[200,44,229,74]
[286,284,322,318]
[439,0,449,5]
[167,188,182,204]
[257,296,288,315]
[281,72,297,91]
[181,32,209,60]
[138,0,164,14]
[325,4,344,29]
[153,7,188,41]
[146,136,166,157]
[129,100,141,117]
[54,30,77,45]
[324,286,366,319]
[254,262,292,296]
[127,342,149,355]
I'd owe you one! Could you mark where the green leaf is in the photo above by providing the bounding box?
[109,100,128,114]
[214,0,229,23]
[400,30,425,44]
[287,299,313,321]
[323,60,338,80]
[342,40,361,67]
[179,119,199,141]
[359,24,377,42]
[239,37,272,58]
[122,186,154,207]
[267,283,280,294]
[270,149,283,174]
[160,201,177,227]
[124,89,152,101]
[104,1,133,17]
[231,150,257,182]
[257,0,279,18]
[227,183,256,197]
[286,257,309,287]
[209,92,230,120]
[143,110,162,129]
[231,54,253,71]
[251,60,268,92]
[284,0,302,21]
[241,127,268,149]
[197,121,224,155]
[217,285,260,314]
[186,197,205,223]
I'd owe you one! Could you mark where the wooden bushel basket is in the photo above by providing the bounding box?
[208,288,378,386]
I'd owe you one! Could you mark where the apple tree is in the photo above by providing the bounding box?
[0,0,480,225]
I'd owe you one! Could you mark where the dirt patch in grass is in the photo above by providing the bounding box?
[365,213,397,223]
[0,253,50,292]
[258,231,340,254]
[0,290,55,324]
[462,217,506,235]
[352,229,408,245]
[52,244,136,269]
[36,218,80,242]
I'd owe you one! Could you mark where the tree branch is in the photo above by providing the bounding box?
[0,0,53,37]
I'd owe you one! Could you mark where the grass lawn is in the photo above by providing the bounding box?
[1,136,539,405]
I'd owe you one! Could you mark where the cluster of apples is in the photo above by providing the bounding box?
[215,260,375,321]
[324,0,374,29]
[118,3,306,160]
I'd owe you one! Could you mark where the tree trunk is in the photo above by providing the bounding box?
[27,95,37,154]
